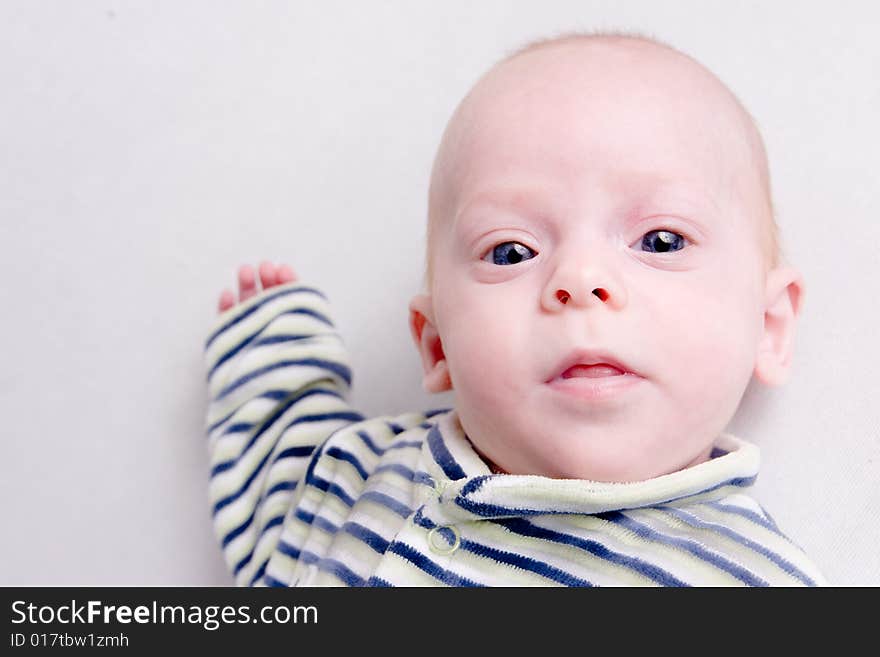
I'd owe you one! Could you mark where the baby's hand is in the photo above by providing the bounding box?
[218,261,298,314]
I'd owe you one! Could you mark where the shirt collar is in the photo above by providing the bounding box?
[418,409,760,525]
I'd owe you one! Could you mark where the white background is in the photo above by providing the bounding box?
[2,1,877,585]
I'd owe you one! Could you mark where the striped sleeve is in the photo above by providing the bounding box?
[203,281,365,584]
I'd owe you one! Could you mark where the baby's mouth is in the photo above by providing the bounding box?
[561,364,625,379]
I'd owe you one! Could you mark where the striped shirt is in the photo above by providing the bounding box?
[203,282,826,586]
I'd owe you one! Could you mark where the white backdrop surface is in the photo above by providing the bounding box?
[1,0,878,585]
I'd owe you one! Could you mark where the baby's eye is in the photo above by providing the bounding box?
[638,230,688,253]
[484,241,537,266]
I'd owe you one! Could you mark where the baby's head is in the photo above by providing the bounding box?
[408,32,804,482]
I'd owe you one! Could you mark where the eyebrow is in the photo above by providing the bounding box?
[454,176,720,230]
[453,185,558,230]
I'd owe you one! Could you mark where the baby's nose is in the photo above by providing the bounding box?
[555,288,610,305]
[542,258,626,311]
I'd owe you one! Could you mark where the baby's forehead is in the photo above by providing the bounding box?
[467,40,751,152]
[458,51,750,191]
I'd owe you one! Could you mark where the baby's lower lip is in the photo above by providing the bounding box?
[547,371,643,402]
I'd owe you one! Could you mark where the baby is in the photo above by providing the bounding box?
[204,32,826,586]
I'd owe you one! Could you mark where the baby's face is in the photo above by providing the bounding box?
[410,41,802,481]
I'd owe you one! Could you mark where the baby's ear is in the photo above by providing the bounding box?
[754,266,805,386]
[408,294,452,393]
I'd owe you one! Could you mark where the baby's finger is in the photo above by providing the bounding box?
[277,264,297,284]
[218,289,235,314]
[238,264,258,303]
[259,260,277,289]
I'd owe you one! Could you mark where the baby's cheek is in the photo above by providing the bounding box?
[445,312,522,399]
[670,297,756,412]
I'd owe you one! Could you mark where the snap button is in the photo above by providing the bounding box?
[427,525,461,555]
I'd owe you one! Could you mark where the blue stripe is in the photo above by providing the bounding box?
[462,537,595,587]
[366,576,393,587]
[326,446,370,480]
[356,431,385,456]
[208,413,255,438]
[354,430,424,458]
[304,473,357,508]
[264,480,297,498]
[249,559,268,586]
[255,457,306,510]
[211,460,235,477]
[299,550,319,565]
[222,508,256,548]
[388,439,424,451]
[341,522,390,554]
[253,333,313,347]
[302,437,363,509]
[315,557,365,586]
[312,514,339,535]
[222,504,287,553]
[758,504,783,534]
[207,408,240,435]
[359,491,413,518]
[295,549,365,585]
[276,539,300,560]
[300,438,324,493]
[427,424,466,480]
[263,573,288,587]
[276,409,364,435]
[705,501,784,536]
[425,408,452,418]
[233,552,251,577]
[263,515,284,532]
[374,463,419,482]
[658,506,816,586]
[205,285,326,350]
[698,475,756,496]
[215,358,352,401]
[275,446,315,460]
[207,321,326,382]
[599,511,768,586]
[261,389,292,400]
[207,387,338,435]
[496,518,687,586]
[412,513,594,587]
[386,542,484,587]
[223,422,253,435]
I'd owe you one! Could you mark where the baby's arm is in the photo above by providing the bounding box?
[204,262,364,585]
